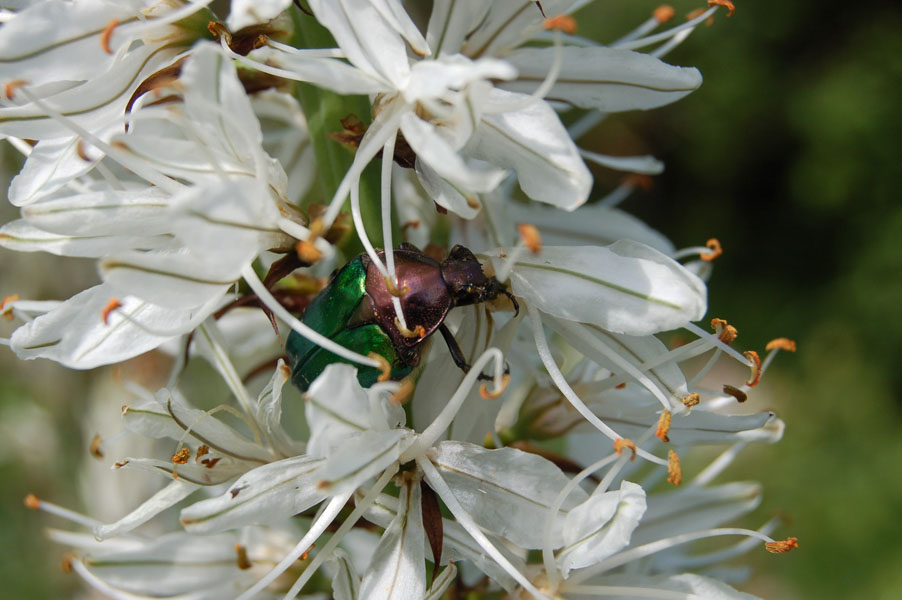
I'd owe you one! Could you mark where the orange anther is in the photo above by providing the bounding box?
[613,438,637,461]
[480,374,511,399]
[615,382,627,389]
[656,410,672,442]
[395,317,425,339]
[667,449,682,485]
[194,444,210,461]
[1,294,19,320]
[101,298,122,324]
[517,224,542,254]
[171,447,191,465]
[400,220,420,234]
[24,493,41,510]
[766,337,797,353]
[296,239,323,264]
[543,14,577,34]
[207,21,232,45]
[368,352,392,382]
[722,384,748,403]
[76,140,93,162]
[686,8,707,20]
[708,0,735,17]
[653,5,676,23]
[701,238,722,262]
[89,434,104,459]
[100,19,120,54]
[4,79,26,100]
[61,554,75,574]
[300,543,315,561]
[682,392,700,408]
[765,537,799,554]
[744,350,761,387]
[384,275,410,298]
[710,317,738,343]
[235,544,253,570]
[621,173,654,191]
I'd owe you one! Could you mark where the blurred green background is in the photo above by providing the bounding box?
[2,0,900,597]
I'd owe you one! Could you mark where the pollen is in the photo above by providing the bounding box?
[384,275,410,298]
[369,352,392,382]
[171,447,191,465]
[723,384,748,403]
[744,350,762,387]
[24,493,41,510]
[235,544,253,570]
[667,450,682,486]
[765,537,799,554]
[656,410,672,442]
[766,337,797,352]
[708,0,736,17]
[194,444,210,461]
[613,438,637,461]
[480,374,511,399]
[391,377,415,405]
[89,434,104,459]
[295,239,323,264]
[543,14,577,34]
[518,224,543,254]
[711,317,738,343]
[101,298,122,324]
[654,5,676,23]
[1,294,19,320]
[395,316,425,339]
[100,19,120,54]
[701,238,723,262]
[682,392,701,408]
[207,21,233,46]
[4,79,26,100]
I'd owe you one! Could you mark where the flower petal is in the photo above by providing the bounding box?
[94,479,197,540]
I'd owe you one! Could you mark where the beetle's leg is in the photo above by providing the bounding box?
[439,324,496,381]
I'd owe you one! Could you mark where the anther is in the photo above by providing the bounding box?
[544,14,577,34]
[765,537,799,553]
[744,350,762,387]
[656,410,672,442]
[391,377,415,405]
[480,374,511,399]
[613,438,637,461]
[667,450,682,485]
[24,493,41,510]
[76,140,93,162]
[517,224,542,254]
[207,21,233,46]
[394,317,425,339]
[61,554,76,574]
[654,5,676,23]
[100,19,120,54]
[723,384,748,403]
[1,294,19,320]
[384,275,410,298]
[295,239,323,264]
[766,337,797,352]
[682,392,701,408]
[195,444,210,462]
[708,0,736,17]
[235,544,253,570]
[622,173,654,191]
[300,543,315,561]
[171,447,191,465]
[686,8,707,20]
[89,434,104,459]
[101,298,122,324]
[701,238,722,262]
[4,79,26,100]
[711,317,738,343]
[368,352,392,382]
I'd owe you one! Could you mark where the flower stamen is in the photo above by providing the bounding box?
[765,537,799,553]
[654,5,677,23]
[667,449,682,485]
[517,224,543,254]
[744,350,762,387]
[708,0,736,18]
[711,317,738,343]
[613,438,637,461]
[723,384,748,403]
[656,410,672,442]
[100,19,120,54]
[702,238,723,261]
[101,298,122,325]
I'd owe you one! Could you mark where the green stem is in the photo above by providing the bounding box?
[289,8,387,257]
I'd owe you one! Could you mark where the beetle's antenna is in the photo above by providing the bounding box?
[500,288,520,317]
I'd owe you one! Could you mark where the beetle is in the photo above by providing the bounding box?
[286,244,517,391]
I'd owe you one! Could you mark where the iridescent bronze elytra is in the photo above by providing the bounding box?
[286,244,517,391]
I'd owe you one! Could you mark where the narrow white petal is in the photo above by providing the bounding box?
[94,479,197,540]
[426,0,490,57]
[328,548,361,600]
[315,430,413,496]
[227,0,291,31]
[0,218,165,257]
[8,136,100,206]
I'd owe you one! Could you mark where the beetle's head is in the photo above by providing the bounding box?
[441,245,519,315]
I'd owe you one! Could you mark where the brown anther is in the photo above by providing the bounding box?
[201,457,221,469]
[194,445,210,461]
[656,410,672,443]
[686,8,707,20]
[667,449,682,486]
[395,317,425,339]
[613,438,637,461]
[368,352,392,382]
[24,493,41,510]
[615,382,627,389]
[384,275,410,298]
[300,544,315,561]
[76,140,94,162]
[89,434,104,459]
[101,298,122,325]
[744,350,762,387]
[766,337,797,353]
[653,5,676,23]
[111,140,128,151]
[295,239,323,264]
[207,21,233,46]
[114,460,129,468]
[621,173,654,191]
[543,14,577,34]
[765,537,799,554]
[171,447,191,465]
[391,377,415,405]
[480,374,511,399]
[1,294,19,320]
[100,19,120,54]
[708,0,735,17]
[121,405,130,416]
[4,79,26,100]
[682,392,701,408]
[400,220,420,235]
[235,544,253,570]
[465,195,481,209]
[517,224,542,254]
[723,384,748,403]
[701,238,722,262]
[61,554,76,574]
[710,317,738,343]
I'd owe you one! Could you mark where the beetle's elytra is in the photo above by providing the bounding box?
[286,244,516,391]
